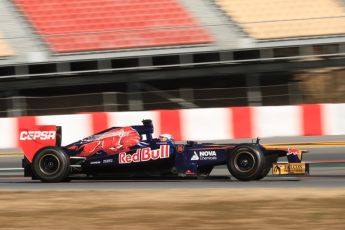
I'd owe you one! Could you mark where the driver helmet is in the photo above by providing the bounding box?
[159,134,174,143]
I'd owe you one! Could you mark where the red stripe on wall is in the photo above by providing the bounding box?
[158,110,181,141]
[232,107,252,138]
[302,104,323,136]
[17,116,37,130]
[90,112,109,134]
[16,116,37,146]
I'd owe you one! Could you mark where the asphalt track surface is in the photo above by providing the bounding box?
[1,144,345,190]
[0,167,345,190]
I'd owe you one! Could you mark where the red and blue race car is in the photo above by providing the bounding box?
[20,119,308,182]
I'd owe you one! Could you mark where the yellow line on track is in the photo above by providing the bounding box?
[0,152,23,156]
[265,141,345,148]
[265,141,345,146]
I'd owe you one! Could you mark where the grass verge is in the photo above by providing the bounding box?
[0,188,345,229]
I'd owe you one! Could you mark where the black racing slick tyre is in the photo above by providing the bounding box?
[255,155,278,180]
[255,166,271,181]
[227,144,265,181]
[31,147,70,183]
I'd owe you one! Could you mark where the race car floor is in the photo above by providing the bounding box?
[1,167,345,190]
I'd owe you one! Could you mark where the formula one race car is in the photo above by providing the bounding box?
[20,120,309,182]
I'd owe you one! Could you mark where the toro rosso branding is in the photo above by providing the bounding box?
[69,127,140,157]
[119,145,170,164]
[19,131,56,140]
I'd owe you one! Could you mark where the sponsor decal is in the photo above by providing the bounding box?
[287,147,302,161]
[287,147,301,155]
[119,145,170,164]
[90,161,101,165]
[289,163,305,173]
[273,164,282,174]
[71,126,140,157]
[191,152,199,161]
[272,163,307,175]
[176,145,184,153]
[19,131,56,140]
[198,150,217,160]
[103,159,113,163]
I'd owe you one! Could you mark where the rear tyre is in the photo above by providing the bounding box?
[31,147,70,183]
[227,144,265,181]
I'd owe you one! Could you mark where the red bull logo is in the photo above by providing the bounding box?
[287,147,301,155]
[119,145,170,164]
[287,147,303,162]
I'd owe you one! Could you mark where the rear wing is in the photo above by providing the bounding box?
[19,125,61,162]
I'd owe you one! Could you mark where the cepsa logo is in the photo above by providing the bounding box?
[19,131,56,141]
[119,145,170,164]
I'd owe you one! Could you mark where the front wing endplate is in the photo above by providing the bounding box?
[272,163,309,175]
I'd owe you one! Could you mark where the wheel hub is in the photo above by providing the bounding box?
[47,162,54,168]
[39,154,60,175]
[240,159,249,167]
[234,151,256,173]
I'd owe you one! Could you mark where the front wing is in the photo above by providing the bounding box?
[272,163,310,175]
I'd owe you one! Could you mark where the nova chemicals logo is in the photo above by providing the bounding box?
[198,151,217,160]
[191,152,199,161]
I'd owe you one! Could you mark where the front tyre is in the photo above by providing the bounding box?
[227,144,265,181]
[32,147,70,183]
[255,155,278,180]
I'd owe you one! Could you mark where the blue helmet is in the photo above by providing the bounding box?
[159,134,174,143]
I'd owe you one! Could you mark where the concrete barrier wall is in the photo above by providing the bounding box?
[0,103,344,148]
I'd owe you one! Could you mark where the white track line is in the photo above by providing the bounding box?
[0,168,23,171]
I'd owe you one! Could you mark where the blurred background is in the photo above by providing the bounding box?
[1,3,345,228]
[0,0,343,116]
